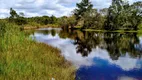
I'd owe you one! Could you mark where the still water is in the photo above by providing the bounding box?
[31,28,142,80]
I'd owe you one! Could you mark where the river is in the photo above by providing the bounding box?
[31,28,142,80]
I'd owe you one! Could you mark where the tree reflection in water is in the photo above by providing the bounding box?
[36,28,142,60]
[72,31,142,60]
[74,37,92,56]
[74,31,103,57]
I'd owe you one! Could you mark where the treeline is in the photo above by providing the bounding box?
[2,8,76,29]
[62,0,142,30]
[6,8,59,27]
[1,0,142,30]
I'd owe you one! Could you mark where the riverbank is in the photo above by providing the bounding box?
[23,24,60,30]
[0,21,75,80]
[84,29,142,33]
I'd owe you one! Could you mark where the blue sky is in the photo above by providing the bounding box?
[0,0,141,18]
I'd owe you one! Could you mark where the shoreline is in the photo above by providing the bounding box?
[23,24,60,30]
[24,26,142,33]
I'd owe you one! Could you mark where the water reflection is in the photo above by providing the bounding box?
[74,32,141,60]
[31,28,142,80]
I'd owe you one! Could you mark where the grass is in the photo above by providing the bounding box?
[84,29,142,33]
[0,21,75,80]
[23,23,60,30]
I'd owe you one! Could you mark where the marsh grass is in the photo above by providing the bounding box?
[0,21,75,80]
[23,24,60,30]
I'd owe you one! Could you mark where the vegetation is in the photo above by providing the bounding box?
[71,0,142,30]
[53,0,141,30]
[74,0,93,29]
[105,0,142,30]
[9,8,27,25]
[3,0,142,31]
[7,8,60,29]
[58,16,76,30]
[0,20,75,80]
[73,0,105,29]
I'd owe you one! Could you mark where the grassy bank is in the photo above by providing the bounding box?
[23,22,60,30]
[0,21,75,80]
[83,29,142,33]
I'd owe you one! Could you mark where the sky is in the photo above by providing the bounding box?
[0,0,141,18]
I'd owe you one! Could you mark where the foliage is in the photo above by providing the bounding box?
[82,9,105,29]
[7,8,60,28]
[138,23,142,29]
[9,8,27,25]
[73,0,105,29]
[2,1,142,31]
[74,0,93,20]
[25,15,59,26]
[74,0,93,28]
[9,8,19,19]
[104,0,142,30]
[8,1,141,30]
[58,16,76,30]
[99,8,108,16]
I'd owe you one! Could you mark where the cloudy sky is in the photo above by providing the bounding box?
[0,0,141,18]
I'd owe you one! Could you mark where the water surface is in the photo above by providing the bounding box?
[31,28,142,80]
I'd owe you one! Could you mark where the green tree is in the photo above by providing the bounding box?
[59,16,76,30]
[9,8,19,22]
[100,8,108,16]
[83,9,104,29]
[9,8,19,19]
[50,15,57,24]
[43,16,50,25]
[67,15,76,29]
[58,16,70,30]
[130,1,142,30]
[105,0,142,30]
[9,8,27,25]
[105,0,125,30]
[74,0,93,28]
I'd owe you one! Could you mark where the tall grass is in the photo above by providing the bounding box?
[0,21,75,80]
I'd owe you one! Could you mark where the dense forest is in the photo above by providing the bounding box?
[73,0,142,30]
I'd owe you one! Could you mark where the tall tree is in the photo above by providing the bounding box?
[105,0,125,30]
[9,8,27,25]
[74,0,93,28]
[9,8,19,19]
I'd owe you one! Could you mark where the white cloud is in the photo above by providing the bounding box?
[0,9,9,13]
[0,0,141,18]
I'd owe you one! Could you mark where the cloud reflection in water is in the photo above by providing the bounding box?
[31,32,142,71]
